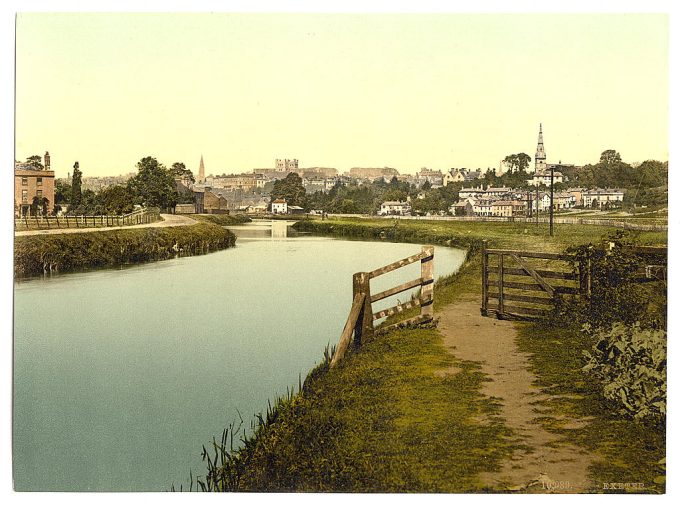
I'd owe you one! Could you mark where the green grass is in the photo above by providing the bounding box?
[294,216,666,253]
[194,263,516,492]
[189,213,252,226]
[515,323,666,493]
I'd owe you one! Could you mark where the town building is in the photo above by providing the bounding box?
[271,199,288,214]
[275,158,299,172]
[528,171,564,187]
[582,188,625,208]
[349,167,400,180]
[443,169,466,186]
[379,201,411,216]
[450,198,475,216]
[491,200,526,217]
[14,151,55,216]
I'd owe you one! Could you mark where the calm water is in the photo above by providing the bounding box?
[13,223,466,491]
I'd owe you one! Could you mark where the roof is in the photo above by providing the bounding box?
[381,201,409,206]
[272,199,287,204]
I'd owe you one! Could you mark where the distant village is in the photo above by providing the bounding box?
[14,125,648,219]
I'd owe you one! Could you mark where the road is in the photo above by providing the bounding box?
[14,214,197,237]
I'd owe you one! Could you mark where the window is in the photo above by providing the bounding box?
[22,190,28,203]
[37,190,43,198]
[21,177,28,186]
[37,177,42,186]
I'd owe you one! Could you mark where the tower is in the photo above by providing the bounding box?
[44,151,51,171]
[534,123,547,173]
[198,155,205,183]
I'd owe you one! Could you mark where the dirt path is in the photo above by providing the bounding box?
[14,213,197,236]
[438,299,596,493]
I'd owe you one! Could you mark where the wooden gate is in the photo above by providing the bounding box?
[330,245,435,367]
[481,241,585,320]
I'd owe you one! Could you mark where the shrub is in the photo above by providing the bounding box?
[553,231,666,329]
[583,322,666,423]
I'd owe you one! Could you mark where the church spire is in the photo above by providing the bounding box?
[534,123,547,173]
[198,155,205,183]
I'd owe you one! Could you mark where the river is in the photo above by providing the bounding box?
[13,221,466,491]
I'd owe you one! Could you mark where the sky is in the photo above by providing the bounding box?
[14,13,669,178]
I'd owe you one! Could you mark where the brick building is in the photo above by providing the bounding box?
[14,151,55,217]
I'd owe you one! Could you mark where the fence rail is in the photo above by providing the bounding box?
[14,208,161,231]
[330,245,435,368]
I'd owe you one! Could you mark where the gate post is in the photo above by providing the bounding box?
[420,245,435,320]
[352,272,373,347]
[498,253,505,317]
[481,240,489,316]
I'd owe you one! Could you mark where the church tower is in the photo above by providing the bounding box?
[44,151,51,172]
[198,155,205,183]
[534,124,547,173]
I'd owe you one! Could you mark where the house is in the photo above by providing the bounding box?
[527,170,565,187]
[379,201,411,216]
[14,152,55,217]
[175,203,196,214]
[203,190,230,214]
[582,188,625,208]
[490,200,526,217]
[450,198,474,216]
[271,199,288,214]
[473,199,494,217]
[443,169,466,186]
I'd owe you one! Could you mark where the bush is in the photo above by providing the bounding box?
[583,322,666,423]
[554,231,666,329]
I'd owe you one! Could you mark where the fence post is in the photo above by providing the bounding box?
[481,240,488,316]
[498,253,505,317]
[420,245,435,320]
[352,272,373,347]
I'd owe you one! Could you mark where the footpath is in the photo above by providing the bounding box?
[437,299,596,493]
[14,213,197,236]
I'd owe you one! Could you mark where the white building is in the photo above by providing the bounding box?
[271,199,288,214]
[528,171,564,187]
[379,201,411,216]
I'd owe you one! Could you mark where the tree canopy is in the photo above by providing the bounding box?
[26,155,44,170]
[269,172,306,208]
[127,156,177,210]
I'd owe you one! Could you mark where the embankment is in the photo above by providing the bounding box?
[14,222,236,278]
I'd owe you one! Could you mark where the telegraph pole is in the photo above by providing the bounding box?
[549,165,554,236]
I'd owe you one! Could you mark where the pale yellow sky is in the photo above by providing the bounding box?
[15,13,668,177]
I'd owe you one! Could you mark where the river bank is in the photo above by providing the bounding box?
[14,221,236,278]
[194,216,666,492]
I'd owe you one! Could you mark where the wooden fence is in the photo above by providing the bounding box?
[14,208,160,231]
[481,241,667,320]
[330,245,435,368]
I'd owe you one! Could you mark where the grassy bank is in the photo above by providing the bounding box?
[14,222,236,278]
[190,216,667,492]
[193,259,516,492]
[189,214,251,226]
[293,216,666,253]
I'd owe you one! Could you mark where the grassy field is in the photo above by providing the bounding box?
[193,216,666,492]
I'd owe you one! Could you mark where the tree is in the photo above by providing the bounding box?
[503,153,532,173]
[98,185,134,215]
[70,162,83,209]
[269,172,306,208]
[127,156,177,210]
[26,155,43,170]
[170,162,195,184]
[599,149,622,165]
[55,180,72,204]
